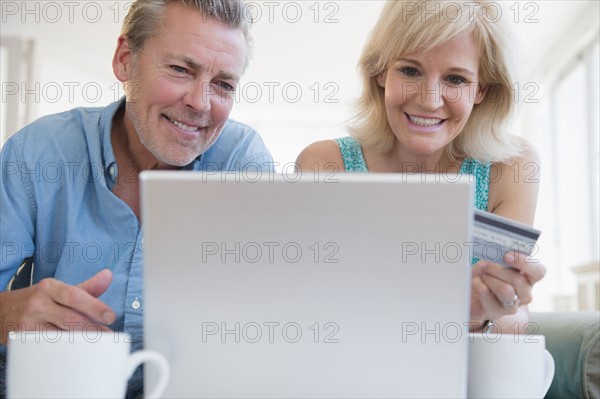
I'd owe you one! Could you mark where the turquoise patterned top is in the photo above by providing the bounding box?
[335,136,490,211]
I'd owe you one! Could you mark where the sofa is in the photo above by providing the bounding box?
[531,311,600,399]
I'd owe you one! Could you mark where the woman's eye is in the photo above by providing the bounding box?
[447,75,467,85]
[399,67,419,77]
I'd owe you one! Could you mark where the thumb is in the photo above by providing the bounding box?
[77,269,113,298]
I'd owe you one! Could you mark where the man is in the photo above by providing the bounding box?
[0,0,272,395]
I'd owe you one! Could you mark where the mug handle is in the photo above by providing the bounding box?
[541,349,555,397]
[126,350,171,399]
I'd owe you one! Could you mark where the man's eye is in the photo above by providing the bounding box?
[170,65,188,74]
[217,81,235,92]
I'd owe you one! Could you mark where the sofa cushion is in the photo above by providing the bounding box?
[531,311,600,399]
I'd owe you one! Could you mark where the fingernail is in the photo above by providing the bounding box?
[479,262,488,272]
[505,252,517,264]
[103,311,115,324]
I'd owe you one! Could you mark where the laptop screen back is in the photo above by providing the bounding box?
[142,172,474,398]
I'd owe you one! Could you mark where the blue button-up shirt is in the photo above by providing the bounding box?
[0,99,273,389]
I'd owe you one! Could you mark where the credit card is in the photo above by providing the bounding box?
[473,209,541,267]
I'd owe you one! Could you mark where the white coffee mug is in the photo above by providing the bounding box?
[7,330,170,399]
[468,332,555,398]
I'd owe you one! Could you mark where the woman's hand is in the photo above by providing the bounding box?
[470,252,546,323]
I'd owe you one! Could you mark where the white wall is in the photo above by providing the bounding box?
[0,0,384,163]
[2,0,594,164]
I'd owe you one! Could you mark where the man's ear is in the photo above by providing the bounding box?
[474,83,489,105]
[113,35,134,82]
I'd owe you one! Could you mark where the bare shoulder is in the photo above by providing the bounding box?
[488,138,541,225]
[295,140,345,171]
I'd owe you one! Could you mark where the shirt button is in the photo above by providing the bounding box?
[109,166,116,176]
[132,298,141,310]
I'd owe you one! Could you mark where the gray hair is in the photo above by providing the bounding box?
[122,0,253,70]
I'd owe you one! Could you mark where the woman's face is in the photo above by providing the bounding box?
[377,31,487,159]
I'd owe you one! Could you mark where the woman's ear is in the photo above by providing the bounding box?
[376,70,387,88]
[474,83,489,104]
[113,35,134,83]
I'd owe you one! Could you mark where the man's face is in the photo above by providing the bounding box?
[114,3,246,167]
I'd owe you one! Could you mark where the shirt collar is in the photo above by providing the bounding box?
[99,98,126,188]
[179,155,202,171]
[100,97,125,177]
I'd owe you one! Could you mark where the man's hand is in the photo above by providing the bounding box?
[0,269,116,344]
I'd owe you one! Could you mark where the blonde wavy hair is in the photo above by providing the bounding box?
[348,0,522,163]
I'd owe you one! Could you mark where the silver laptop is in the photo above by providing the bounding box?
[141,171,474,398]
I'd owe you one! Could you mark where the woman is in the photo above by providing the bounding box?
[296,0,546,333]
